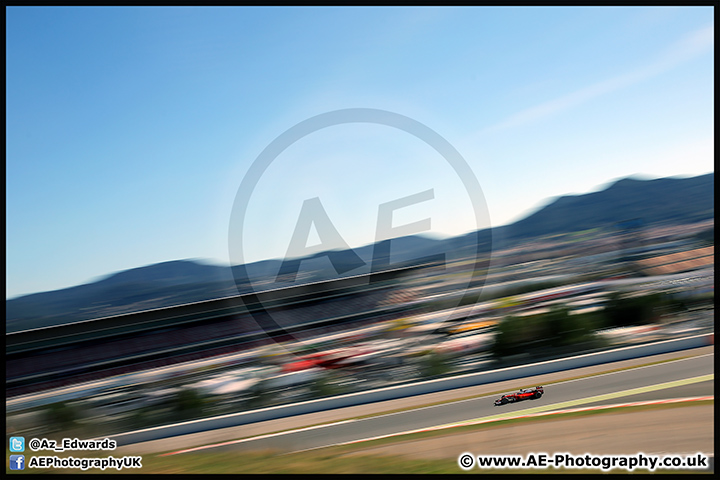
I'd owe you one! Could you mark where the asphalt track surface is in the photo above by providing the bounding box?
[150,350,713,456]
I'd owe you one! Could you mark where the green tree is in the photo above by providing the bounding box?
[309,373,345,399]
[492,306,602,359]
[419,351,452,378]
[44,401,80,432]
[603,292,665,328]
[171,388,205,421]
[492,315,523,358]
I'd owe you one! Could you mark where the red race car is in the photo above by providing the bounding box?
[494,386,544,406]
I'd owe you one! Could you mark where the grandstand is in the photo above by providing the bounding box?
[634,246,714,276]
[6,265,427,397]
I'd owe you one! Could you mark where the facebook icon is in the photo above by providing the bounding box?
[9,455,25,470]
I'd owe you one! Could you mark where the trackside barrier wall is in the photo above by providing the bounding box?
[111,333,712,446]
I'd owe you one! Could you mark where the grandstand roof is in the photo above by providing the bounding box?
[6,264,425,355]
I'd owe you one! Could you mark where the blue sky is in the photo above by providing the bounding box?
[6,6,714,299]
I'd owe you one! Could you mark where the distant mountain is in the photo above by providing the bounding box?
[6,173,713,332]
[5,260,239,332]
[497,174,713,245]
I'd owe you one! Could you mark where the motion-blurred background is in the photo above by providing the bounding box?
[6,6,713,473]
